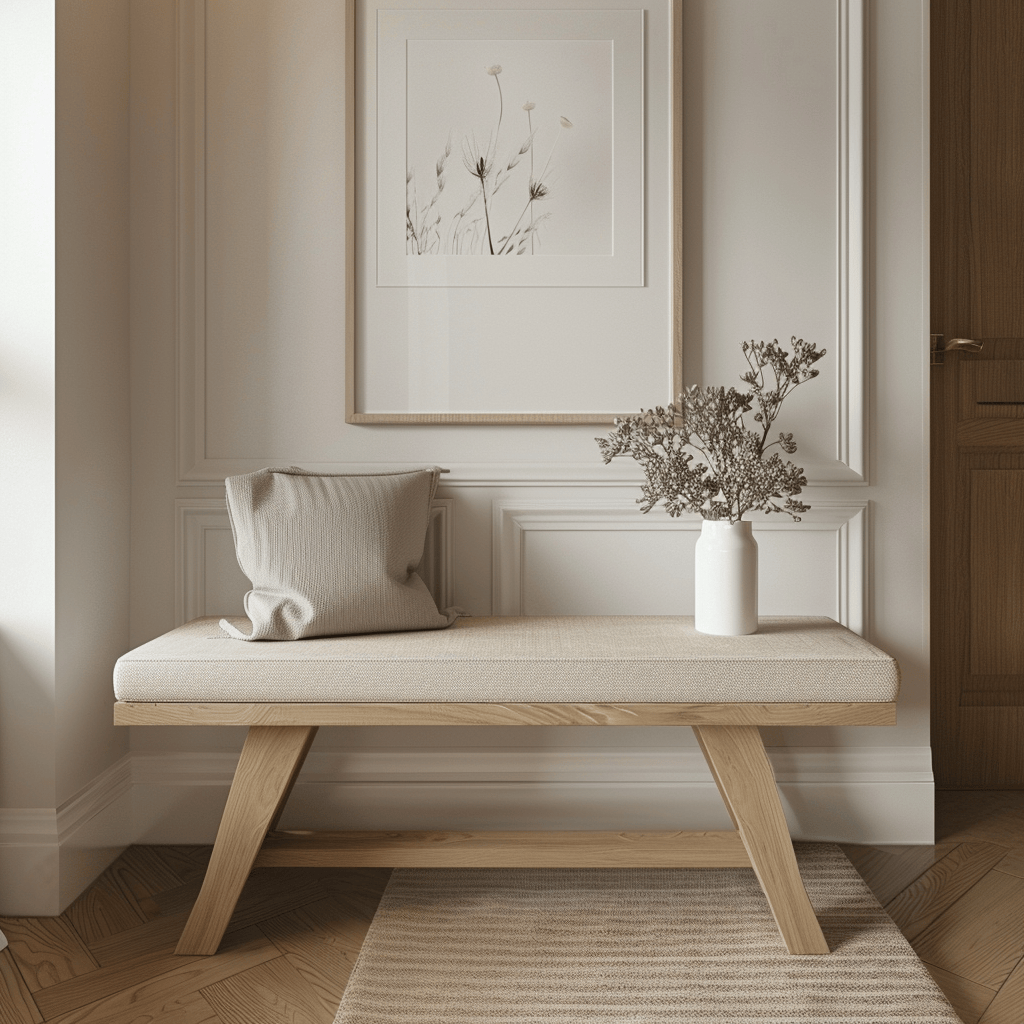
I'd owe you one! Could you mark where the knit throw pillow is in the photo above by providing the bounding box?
[219,466,459,641]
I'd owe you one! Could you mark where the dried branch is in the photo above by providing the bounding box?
[596,337,826,523]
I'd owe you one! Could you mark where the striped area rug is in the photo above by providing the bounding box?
[334,844,960,1023]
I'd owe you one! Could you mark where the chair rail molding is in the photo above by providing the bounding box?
[174,0,865,485]
[492,499,869,634]
[175,497,453,625]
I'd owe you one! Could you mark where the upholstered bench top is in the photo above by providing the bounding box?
[113,615,899,704]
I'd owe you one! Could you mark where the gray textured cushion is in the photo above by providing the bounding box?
[114,616,901,703]
[220,466,459,641]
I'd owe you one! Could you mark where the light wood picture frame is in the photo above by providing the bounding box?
[345,0,682,424]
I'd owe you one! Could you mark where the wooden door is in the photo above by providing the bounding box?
[932,0,1024,788]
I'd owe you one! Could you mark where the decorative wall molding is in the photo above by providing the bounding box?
[175,497,453,625]
[175,498,226,626]
[175,0,866,486]
[492,500,868,633]
[174,461,874,489]
[176,0,206,485]
[837,0,866,478]
[420,498,455,611]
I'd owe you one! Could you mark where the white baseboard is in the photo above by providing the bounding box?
[0,808,60,916]
[57,762,134,912]
[0,745,935,914]
[129,745,934,786]
[131,745,935,844]
[0,756,133,915]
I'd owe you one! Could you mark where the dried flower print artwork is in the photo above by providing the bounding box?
[597,338,826,523]
[405,43,613,257]
[408,64,571,255]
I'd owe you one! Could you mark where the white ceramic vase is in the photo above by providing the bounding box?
[694,520,758,636]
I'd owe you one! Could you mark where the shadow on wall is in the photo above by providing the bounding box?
[0,629,55,809]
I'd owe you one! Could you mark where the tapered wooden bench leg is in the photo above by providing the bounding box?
[176,725,318,955]
[694,724,829,955]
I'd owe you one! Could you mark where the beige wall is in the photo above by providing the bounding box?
[128,0,932,847]
[56,0,131,806]
[0,0,930,915]
[53,0,133,907]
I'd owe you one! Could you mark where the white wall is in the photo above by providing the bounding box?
[0,0,132,915]
[0,0,57,812]
[125,0,931,853]
[0,0,59,909]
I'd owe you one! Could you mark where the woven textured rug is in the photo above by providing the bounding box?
[334,844,960,1023]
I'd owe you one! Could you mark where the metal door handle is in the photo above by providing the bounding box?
[931,335,983,364]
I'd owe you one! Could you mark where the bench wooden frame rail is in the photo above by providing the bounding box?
[114,699,896,959]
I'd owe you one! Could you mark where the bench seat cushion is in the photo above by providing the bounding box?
[113,616,899,704]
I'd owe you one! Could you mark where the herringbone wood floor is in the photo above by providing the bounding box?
[0,791,1022,1023]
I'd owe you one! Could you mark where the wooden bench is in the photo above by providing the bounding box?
[113,614,899,958]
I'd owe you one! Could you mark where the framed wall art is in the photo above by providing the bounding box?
[346,0,681,423]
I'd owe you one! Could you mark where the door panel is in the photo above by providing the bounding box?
[969,1,1024,338]
[932,0,1024,788]
[956,709,1024,787]
[933,346,1024,786]
[963,361,1024,416]
[969,470,1024,677]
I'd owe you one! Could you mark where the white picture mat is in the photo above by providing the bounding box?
[377,10,643,286]
[354,0,675,417]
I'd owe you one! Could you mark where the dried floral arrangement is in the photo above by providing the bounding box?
[596,337,826,523]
